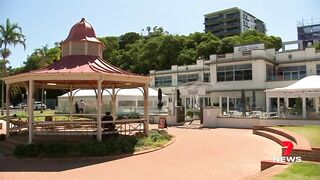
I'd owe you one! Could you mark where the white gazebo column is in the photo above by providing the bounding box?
[266,96,270,113]
[28,80,34,144]
[315,97,319,115]
[302,96,307,119]
[285,97,289,109]
[97,80,102,141]
[226,96,230,113]
[111,84,117,120]
[5,84,10,138]
[143,84,149,135]
[68,85,73,121]
[277,97,280,115]
[219,96,222,108]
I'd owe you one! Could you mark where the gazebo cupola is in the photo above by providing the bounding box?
[61,18,105,57]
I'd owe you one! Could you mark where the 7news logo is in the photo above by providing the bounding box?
[273,141,302,163]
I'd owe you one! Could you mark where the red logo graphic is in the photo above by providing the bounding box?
[281,141,294,156]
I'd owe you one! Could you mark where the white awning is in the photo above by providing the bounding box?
[266,75,320,97]
[178,81,227,96]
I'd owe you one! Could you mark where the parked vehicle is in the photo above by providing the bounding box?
[34,102,47,110]
[14,102,27,109]
[9,103,14,109]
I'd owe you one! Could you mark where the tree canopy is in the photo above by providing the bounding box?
[13,28,282,75]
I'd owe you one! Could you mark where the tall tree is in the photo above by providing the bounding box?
[0,18,26,114]
[23,44,61,72]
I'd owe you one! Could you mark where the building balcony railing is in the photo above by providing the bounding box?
[205,18,223,25]
[225,24,240,29]
[205,24,224,31]
[215,51,275,62]
[266,75,304,81]
[223,16,240,22]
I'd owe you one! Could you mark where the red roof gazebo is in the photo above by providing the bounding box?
[3,18,151,143]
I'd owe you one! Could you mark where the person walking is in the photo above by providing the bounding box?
[79,100,85,114]
[75,101,79,114]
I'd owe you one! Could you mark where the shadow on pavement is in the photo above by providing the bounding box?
[0,153,133,172]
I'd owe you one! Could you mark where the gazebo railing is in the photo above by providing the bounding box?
[31,118,144,136]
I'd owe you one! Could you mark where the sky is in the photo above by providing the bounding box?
[0,0,319,68]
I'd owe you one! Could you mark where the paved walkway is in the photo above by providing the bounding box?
[0,128,281,180]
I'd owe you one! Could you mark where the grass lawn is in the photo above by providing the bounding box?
[272,162,320,180]
[278,125,320,147]
[12,110,92,121]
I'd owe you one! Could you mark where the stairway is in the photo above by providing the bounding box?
[253,126,311,151]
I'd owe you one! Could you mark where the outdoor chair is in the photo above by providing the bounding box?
[222,112,230,117]
[268,112,278,119]
[9,119,28,133]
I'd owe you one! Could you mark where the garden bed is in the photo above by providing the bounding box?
[14,129,172,158]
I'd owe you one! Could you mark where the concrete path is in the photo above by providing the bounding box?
[0,128,281,180]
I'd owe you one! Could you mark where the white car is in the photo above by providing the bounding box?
[14,102,27,109]
[34,102,47,110]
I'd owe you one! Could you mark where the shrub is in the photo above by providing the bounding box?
[0,134,5,141]
[186,110,194,117]
[13,130,171,158]
[193,111,200,116]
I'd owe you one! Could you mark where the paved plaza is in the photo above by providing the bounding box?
[0,127,281,180]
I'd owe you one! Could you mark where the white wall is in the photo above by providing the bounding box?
[58,95,168,114]
[276,48,319,62]
[204,117,320,129]
[0,120,6,134]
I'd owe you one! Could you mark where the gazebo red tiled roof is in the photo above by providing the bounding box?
[33,55,137,75]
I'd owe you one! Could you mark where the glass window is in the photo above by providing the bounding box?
[226,71,234,81]
[118,101,136,107]
[235,71,243,80]
[277,65,306,80]
[243,70,252,80]
[317,64,320,75]
[178,74,198,85]
[204,73,210,82]
[266,64,275,80]
[155,76,172,87]
[217,72,225,81]
[217,64,252,82]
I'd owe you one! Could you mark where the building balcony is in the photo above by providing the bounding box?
[223,16,240,22]
[225,22,240,28]
[205,24,224,31]
[211,49,275,63]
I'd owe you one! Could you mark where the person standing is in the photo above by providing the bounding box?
[79,100,85,114]
[75,101,79,114]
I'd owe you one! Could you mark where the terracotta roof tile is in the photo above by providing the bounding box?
[33,55,140,76]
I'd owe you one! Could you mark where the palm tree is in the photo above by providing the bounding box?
[34,44,61,68]
[35,44,50,67]
[0,18,26,115]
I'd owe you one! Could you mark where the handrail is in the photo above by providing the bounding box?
[33,113,103,117]
[33,119,145,125]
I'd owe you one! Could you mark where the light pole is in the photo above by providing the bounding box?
[40,88,44,113]
[44,90,47,106]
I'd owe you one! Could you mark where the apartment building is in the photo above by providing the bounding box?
[204,7,266,38]
[297,19,320,49]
